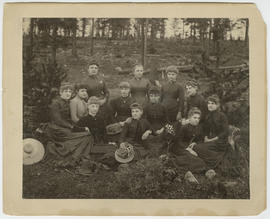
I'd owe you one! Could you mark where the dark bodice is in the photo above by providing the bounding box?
[161,81,185,113]
[119,118,152,144]
[85,75,109,98]
[129,77,150,103]
[110,96,136,122]
[203,110,229,142]
[143,102,168,131]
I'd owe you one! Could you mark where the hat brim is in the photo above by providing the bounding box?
[115,151,135,164]
[23,138,45,165]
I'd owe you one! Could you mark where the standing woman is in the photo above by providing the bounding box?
[46,82,93,166]
[193,94,230,169]
[161,65,185,123]
[129,64,151,107]
[85,61,110,105]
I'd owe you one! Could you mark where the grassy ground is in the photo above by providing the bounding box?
[23,39,249,199]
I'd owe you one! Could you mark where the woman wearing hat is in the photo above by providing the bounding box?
[85,61,110,105]
[110,81,136,125]
[46,82,93,166]
[129,64,151,107]
[160,65,185,123]
[193,95,230,170]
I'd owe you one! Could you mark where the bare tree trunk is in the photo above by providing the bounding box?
[51,24,58,64]
[72,27,77,57]
[90,18,95,56]
[28,18,34,62]
[245,19,249,45]
[209,19,212,51]
[82,18,86,38]
[141,19,148,67]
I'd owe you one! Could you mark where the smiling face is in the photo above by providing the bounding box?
[88,103,100,116]
[120,87,130,98]
[88,64,99,76]
[167,72,177,82]
[186,85,198,97]
[133,65,144,79]
[131,108,143,120]
[77,88,88,100]
[207,100,219,112]
[149,93,160,104]
[189,113,201,126]
[60,88,72,100]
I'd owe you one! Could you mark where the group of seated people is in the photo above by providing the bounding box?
[45,60,233,178]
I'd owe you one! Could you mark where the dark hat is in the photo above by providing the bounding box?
[119,81,131,89]
[130,102,143,111]
[88,60,99,67]
[188,107,202,118]
[87,96,100,105]
[186,79,199,88]
[148,86,161,95]
[60,82,74,92]
[166,65,179,74]
[207,94,220,105]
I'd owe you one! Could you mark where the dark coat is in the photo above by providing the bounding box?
[110,96,136,122]
[85,75,110,98]
[161,81,185,122]
[77,114,108,144]
[143,102,168,131]
[119,118,152,144]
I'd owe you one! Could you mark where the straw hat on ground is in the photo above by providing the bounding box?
[23,138,45,165]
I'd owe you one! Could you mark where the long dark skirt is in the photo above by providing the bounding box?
[170,150,207,173]
[193,141,229,169]
[46,123,93,160]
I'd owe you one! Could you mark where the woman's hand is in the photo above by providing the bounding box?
[188,142,196,149]
[119,121,125,127]
[155,127,164,135]
[125,117,132,124]
[85,127,90,132]
[142,130,152,140]
[181,118,189,125]
[176,112,182,121]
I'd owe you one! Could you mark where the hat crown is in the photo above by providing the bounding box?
[24,144,33,154]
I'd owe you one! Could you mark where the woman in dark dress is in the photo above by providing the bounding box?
[129,64,151,107]
[193,95,230,169]
[110,81,136,125]
[170,107,207,173]
[161,65,185,123]
[46,83,93,166]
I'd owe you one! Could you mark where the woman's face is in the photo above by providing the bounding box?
[208,100,219,112]
[77,88,88,100]
[60,88,72,100]
[120,87,130,97]
[134,66,144,79]
[131,108,143,120]
[167,72,177,82]
[189,113,200,126]
[186,85,197,97]
[149,93,160,104]
[88,103,99,116]
[88,64,99,76]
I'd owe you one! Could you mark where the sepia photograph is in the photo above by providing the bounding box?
[3,2,266,216]
[22,17,250,199]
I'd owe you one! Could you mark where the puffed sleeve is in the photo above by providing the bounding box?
[102,80,110,100]
[70,99,79,123]
[50,99,73,129]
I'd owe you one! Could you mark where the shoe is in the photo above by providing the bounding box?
[184,171,199,184]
